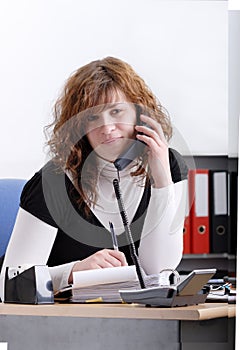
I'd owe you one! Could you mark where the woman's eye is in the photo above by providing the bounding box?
[86,115,99,122]
[111,109,122,116]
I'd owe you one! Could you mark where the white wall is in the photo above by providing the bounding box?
[228,10,240,158]
[0,0,233,179]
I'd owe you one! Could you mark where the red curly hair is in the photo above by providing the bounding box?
[46,57,172,214]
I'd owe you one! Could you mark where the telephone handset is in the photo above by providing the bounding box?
[113,105,148,171]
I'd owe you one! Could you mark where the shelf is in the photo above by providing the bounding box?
[177,254,236,277]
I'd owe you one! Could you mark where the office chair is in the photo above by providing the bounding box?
[0,179,26,257]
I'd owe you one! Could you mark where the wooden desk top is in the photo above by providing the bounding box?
[0,302,235,321]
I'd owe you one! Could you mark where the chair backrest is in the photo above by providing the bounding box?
[0,179,26,256]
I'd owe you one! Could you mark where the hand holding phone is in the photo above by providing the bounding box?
[113,108,172,188]
[135,114,172,188]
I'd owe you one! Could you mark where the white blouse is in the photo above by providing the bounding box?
[0,158,187,301]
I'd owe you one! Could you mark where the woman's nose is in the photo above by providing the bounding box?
[100,118,116,134]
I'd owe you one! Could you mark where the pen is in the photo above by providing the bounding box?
[109,221,119,250]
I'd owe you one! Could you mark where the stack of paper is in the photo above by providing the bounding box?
[68,265,161,303]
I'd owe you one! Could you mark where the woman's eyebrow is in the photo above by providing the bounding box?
[104,102,126,110]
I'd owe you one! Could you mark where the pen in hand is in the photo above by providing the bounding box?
[109,221,119,251]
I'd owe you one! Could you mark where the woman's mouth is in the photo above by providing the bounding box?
[102,137,122,144]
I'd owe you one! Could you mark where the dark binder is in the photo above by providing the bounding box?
[228,171,238,254]
[209,170,228,253]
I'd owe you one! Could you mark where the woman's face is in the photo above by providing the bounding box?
[84,92,137,162]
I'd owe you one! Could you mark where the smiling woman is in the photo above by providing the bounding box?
[0,57,188,301]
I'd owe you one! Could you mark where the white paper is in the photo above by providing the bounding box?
[73,265,138,288]
[0,343,8,350]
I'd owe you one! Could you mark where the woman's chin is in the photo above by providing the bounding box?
[97,140,135,160]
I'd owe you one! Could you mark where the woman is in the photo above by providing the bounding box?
[0,57,188,300]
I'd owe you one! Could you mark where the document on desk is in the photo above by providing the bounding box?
[73,265,138,287]
[56,266,161,303]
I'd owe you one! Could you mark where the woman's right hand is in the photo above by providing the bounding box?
[68,249,128,284]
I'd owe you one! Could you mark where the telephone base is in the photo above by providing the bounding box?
[120,285,210,307]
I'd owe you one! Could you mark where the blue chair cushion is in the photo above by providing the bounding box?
[0,179,26,257]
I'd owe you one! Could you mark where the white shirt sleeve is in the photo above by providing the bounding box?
[0,208,75,301]
[49,261,79,292]
[138,179,188,275]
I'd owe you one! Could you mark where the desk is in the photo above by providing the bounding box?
[0,303,235,350]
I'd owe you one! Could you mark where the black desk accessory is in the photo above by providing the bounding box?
[112,177,216,307]
[4,265,54,304]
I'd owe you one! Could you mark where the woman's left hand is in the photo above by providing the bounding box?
[135,114,173,188]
